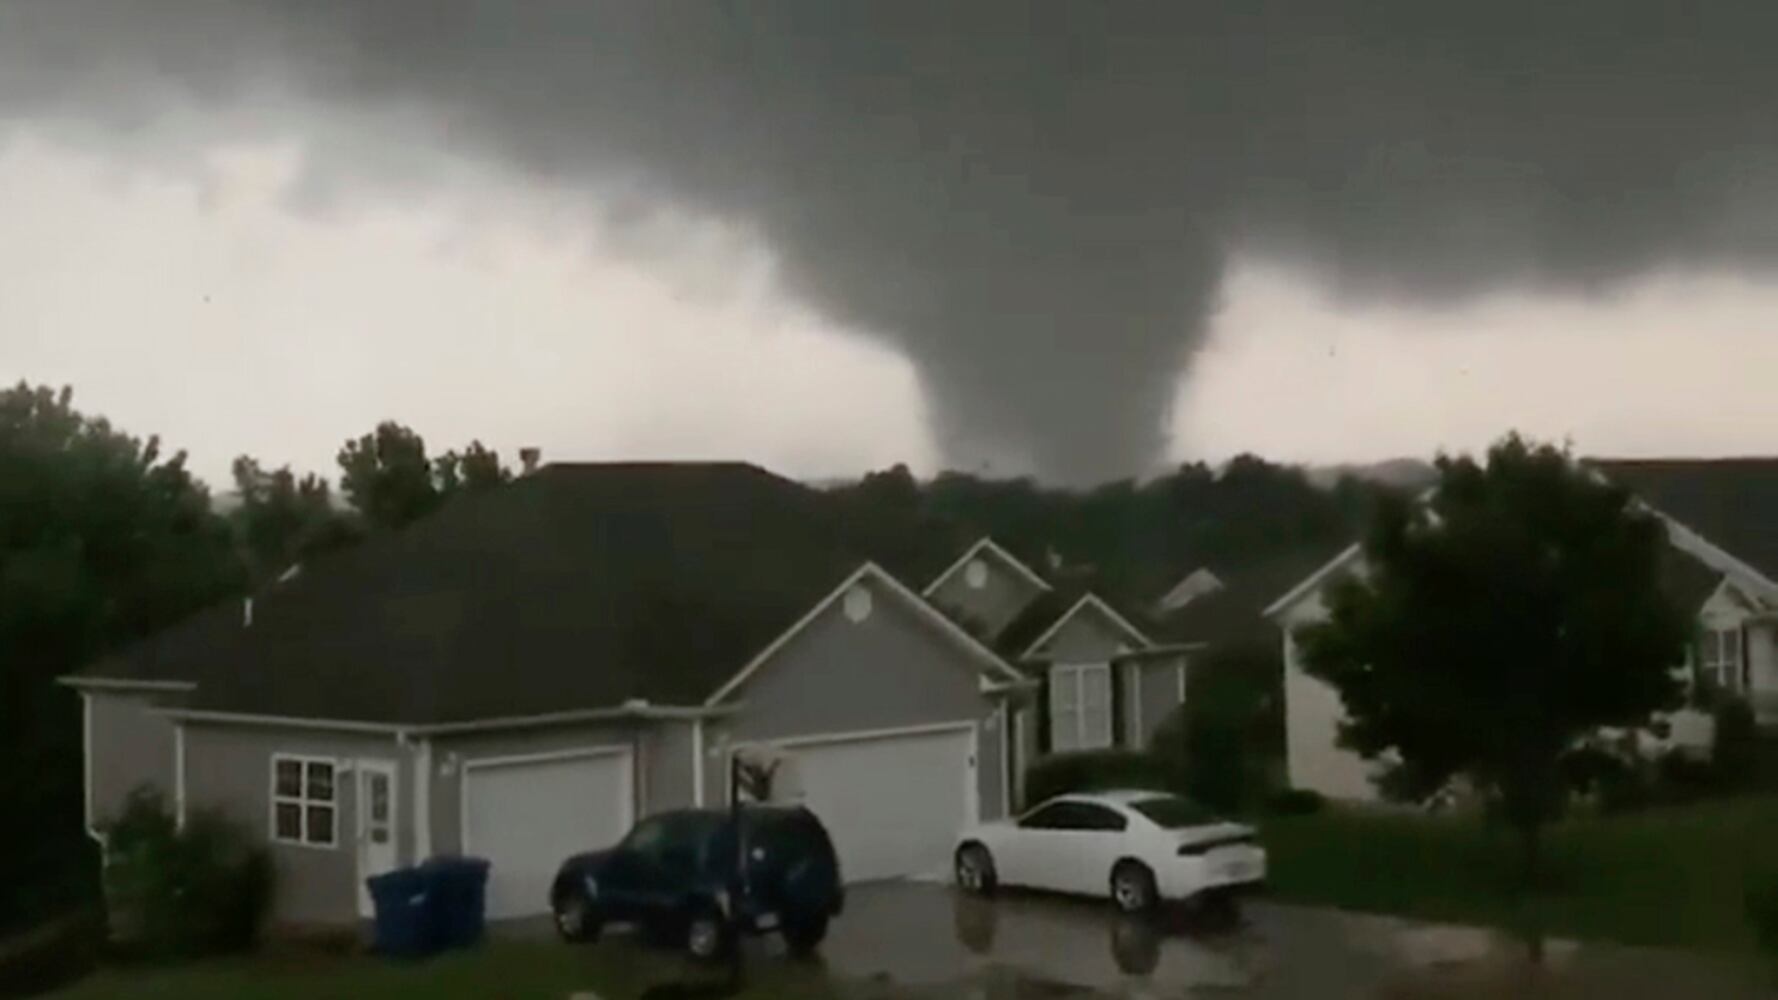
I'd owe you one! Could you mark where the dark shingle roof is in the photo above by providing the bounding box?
[1591,458,1778,583]
[1152,546,1344,649]
[81,463,907,724]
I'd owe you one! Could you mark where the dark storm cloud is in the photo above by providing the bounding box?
[5,2,1778,481]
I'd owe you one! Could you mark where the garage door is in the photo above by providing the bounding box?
[785,725,975,884]
[464,748,633,919]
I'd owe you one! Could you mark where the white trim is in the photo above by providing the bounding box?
[166,709,407,734]
[461,745,631,771]
[1012,708,1028,811]
[1642,504,1778,599]
[996,701,1011,818]
[923,536,1053,597]
[1019,593,1153,659]
[732,718,979,752]
[269,753,341,850]
[173,724,187,830]
[154,703,732,736]
[81,693,102,846]
[458,745,635,857]
[704,562,1027,706]
[1177,661,1187,703]
[1156,568,1225,612]
[692,719,706,808]
[59,676,197,693]
[414,739,433,862]
[1262,543,1362,619]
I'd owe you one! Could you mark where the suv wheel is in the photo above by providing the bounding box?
[955,843,998,895]
[685,907,731,962]
[1110,861,1157,915]
[552,888,601,943]
[782,913,829,957]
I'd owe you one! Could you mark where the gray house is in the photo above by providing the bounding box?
[67,464,1042,925]
[920,538,1196,798]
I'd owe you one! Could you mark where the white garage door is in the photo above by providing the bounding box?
[786,725,976,884]
[464,748,633,919]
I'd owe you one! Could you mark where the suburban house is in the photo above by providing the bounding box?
[921,539,1196,783]
[1263,458,1778,802]
[64,463,1199,929]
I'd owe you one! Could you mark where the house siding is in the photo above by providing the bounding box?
[180,723,414,926]
[1032,606,1131,662]
[1280,594,1383,802]
[87,691,179,829]
[926,555,1045,639]
[1135,656,1187,747]
[703,574,1010,820]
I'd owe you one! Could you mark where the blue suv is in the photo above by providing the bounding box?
[550,806,844,960]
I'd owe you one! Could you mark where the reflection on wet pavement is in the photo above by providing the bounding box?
[818,881,1773,999]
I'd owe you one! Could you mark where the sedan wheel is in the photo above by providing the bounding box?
[553,890,600,943]
[955,844,997,895]
[1110,862,1157,915]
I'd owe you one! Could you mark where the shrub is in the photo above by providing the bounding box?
[1024,750,1170,806]
[1150,646,1283,813]
[1747,869,1778,954]
[1712,698,1759,788]
[102,787,273,959]
[1265,788,1326,816]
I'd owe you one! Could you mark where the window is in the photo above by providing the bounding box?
[1050,663,1112,751]
[271,755,337,847]
[1017,800,1127,832]
[1701,627,1744,690]
[1129,795,1218,829]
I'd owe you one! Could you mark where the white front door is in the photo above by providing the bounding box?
[356,759,400,917]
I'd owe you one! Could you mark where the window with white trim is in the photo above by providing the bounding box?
[1050,663,1112,751]
[271,755,337,847]
[1701,627,1744,691]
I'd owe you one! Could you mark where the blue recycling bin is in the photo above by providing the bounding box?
[422,856,491,949]
[366,867,437,958]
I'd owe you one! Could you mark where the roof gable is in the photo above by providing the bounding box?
[923,536,1052,598]
[1020,593,1153,660]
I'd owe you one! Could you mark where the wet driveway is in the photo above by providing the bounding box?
[815,881,1772,998]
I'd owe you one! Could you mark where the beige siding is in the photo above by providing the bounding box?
[703,574,1009,819]
[1032,605,1130,662]
[87,691,179,828]
[180,723,413,926]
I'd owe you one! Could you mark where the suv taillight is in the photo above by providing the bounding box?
[1178,834,1255,856]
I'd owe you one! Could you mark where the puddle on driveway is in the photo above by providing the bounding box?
[817,882,1773,999]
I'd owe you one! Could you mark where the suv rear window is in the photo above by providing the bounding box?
[1129,796,1218,829]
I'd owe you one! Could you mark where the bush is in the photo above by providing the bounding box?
[1150,646,1283,813]
[1748,869,1778,954]
[1024,750,1170,806]
[102,787,273,959]
[1265,788,1326,816]
[1712,698,1758,788]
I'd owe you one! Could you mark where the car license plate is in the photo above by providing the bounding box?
[755,911,778,930]
[1219,859,1257,880]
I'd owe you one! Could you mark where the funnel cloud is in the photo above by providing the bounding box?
[4,2,1778,481]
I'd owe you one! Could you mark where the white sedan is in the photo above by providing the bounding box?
[953,790,1266,914]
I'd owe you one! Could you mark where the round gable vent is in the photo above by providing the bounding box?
[965,559,989,589]
[843,585,874,622]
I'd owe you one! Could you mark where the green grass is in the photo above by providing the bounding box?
[1262,794,1778,951]
[47,937,856,1000]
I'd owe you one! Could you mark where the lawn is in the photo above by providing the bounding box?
[1262,794,1778,951]
[47,937,857,1000]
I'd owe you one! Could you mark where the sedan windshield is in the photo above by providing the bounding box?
[1129,796,1218,828]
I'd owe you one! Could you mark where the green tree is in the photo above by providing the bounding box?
[337,423,512,531]
[0,384,244,928]
[1295,434,1689,881]
[229,457,361,583]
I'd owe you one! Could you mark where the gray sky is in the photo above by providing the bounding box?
[5,3,1778,488]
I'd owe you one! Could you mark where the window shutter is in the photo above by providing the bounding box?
[1036,668,1052,754]
[1110,663,1127,748]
